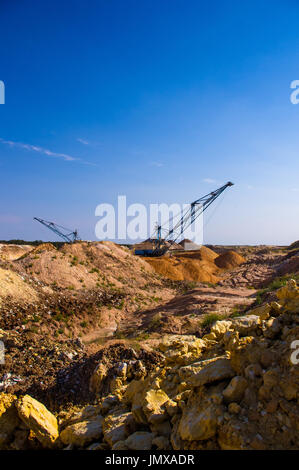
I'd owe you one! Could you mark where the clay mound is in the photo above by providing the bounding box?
[145,247,220,283]
[0,267,39,303]
[0,244,33,261]
[29,242,57,255]
[14,241,154,290]
[176,245,218,262]
[215,250,245,269]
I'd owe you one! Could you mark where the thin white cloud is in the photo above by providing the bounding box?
[76,137,102,147]
[77,138,90,146]
[149,161,164,167]
[202,178,218,184]
[0,138,78,162]
[291,188,299,192]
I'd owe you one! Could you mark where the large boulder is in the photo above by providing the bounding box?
[143,388,169,424]
[276,279,299,313]
[178,392,223,441]
[102,408,136,446]
[125,431,154,450]
[230,315,261,336]
[246,304,271,320]
[60,415,103,447]
[15,395,58,448]
[89,363,107,394]
[222,376,248,403]
[210,320,232,339]
[179,356,234,386]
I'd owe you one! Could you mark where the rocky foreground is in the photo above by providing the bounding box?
[0,280,298,450]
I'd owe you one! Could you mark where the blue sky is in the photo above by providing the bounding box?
[0,0,299,244]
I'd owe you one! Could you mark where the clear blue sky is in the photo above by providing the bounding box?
[0,0,298,244]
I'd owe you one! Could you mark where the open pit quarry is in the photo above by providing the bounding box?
[0,240,298,450]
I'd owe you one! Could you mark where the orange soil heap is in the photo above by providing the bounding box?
[145,247,245,283]
[214,250,246,269]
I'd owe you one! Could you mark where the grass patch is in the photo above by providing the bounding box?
[255,273,299,305]
[201,313,222,328]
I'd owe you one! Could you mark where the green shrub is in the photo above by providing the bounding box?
[201,313,221,328]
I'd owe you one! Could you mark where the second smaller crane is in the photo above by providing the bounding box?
[33,217,80,243]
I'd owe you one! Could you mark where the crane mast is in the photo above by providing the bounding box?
[151,181,234,256]
[33,217,80,243]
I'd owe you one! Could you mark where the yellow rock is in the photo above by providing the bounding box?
[179,356,234,386]
[230,315,261,335]
[210,320,232,339]
[276,280,299,313]
[16,395,58,448]
[102,408,133,446]
[158,335,206,365]
[125,431,154,450]
[178,393,221,441]
[202,332,217,341]
[89,363,107,394]
[247,303,271,320]
[222,376,248,403]
[143,389,169,424]
[0,393,20,447]
[60,415,103,447]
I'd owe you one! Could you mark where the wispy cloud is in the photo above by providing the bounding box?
[0,137,99,166]
[291,188,299,192]
[202,178,218,184]
[76,137,102,147]
[77,138,90,146]
[0,138,78,162]
[149,161,164,168]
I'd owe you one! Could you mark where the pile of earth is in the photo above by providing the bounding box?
[214,250,246,270]
[288,240,299,251]
[0,279,298,450]
[0,267,39,304]
[13,241,155,291]
[0,244,33,261]
[0,241,178,347]
[144,247,245,283]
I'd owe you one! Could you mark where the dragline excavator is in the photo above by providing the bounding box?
[33,217,80,243]
[135,181,234,257]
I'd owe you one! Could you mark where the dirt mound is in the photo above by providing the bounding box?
[14,241,154,290]
[0,267,39,303]
[145,248,220,283]
[0,244,33,261]
[145,246,226,283]
[215,250,245,269]
[276,255,299,276]
[35,344,163,409]
[288,240,299,250]
[177,245,218,262]
[28,242,57,255]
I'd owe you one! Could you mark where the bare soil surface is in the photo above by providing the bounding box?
[0,241,298,412]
